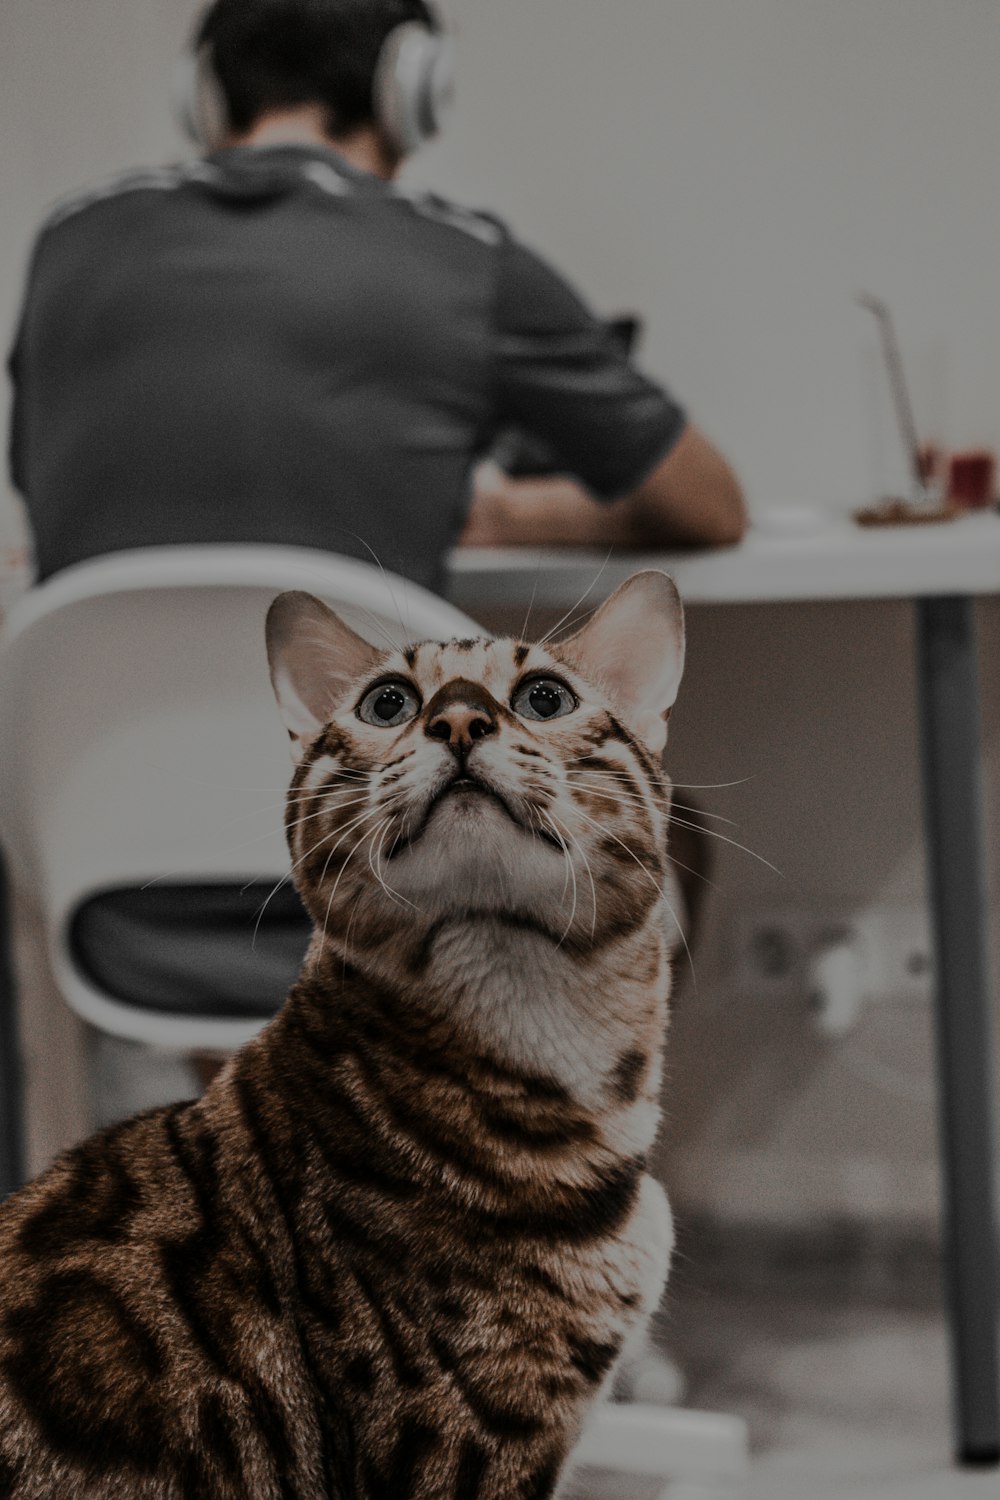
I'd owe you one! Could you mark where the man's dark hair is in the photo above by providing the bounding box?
[198,0,436,137]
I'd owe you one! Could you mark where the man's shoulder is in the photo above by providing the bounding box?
[35,160,222,240]
[390,185,508,249]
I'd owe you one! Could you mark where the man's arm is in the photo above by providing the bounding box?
[459,423,747,549]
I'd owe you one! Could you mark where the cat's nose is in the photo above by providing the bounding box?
[425,679,498,756]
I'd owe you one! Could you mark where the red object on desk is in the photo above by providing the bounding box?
[948,449,996,509]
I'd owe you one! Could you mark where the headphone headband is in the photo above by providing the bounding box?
[173,6,455,157]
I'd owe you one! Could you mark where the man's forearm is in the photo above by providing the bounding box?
[459,471,647,549]
[459,425,747,551]
[630,424,746,548]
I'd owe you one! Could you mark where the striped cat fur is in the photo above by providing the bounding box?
[0,569,686,1499]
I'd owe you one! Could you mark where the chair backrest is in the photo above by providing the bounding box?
[0,546,483,1048]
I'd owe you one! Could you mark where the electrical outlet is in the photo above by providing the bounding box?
[733,905,933,1007]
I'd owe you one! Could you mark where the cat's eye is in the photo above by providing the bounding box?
[357,679,421,728]
[511,676,577,723]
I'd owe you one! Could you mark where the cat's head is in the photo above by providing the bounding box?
[266,571,684,951]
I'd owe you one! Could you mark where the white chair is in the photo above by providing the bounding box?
[0,543,748,1496]
[0,545,481,1052]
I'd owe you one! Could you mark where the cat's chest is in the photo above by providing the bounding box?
[301,1166,668,1392]
[289,1172,671,1499]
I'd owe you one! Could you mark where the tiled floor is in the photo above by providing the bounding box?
[658,1222,999,1499]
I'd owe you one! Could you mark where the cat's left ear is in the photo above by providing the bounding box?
[554,571,685,753]
[266,591,382,760]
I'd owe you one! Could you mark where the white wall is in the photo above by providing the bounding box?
[2,0,998,1229]
[421,0,1000,510]
[0,1,199,330]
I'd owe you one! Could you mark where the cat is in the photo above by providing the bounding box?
[0,568,685,1500]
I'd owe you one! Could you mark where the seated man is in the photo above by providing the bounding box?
[8,0,745,592]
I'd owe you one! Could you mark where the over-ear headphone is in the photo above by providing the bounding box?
[172,44,230,154]
[372,15,454,158]
[172,5,455,158]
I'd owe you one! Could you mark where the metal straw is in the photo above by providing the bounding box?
[857,292,936,506]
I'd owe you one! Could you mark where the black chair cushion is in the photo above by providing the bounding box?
[69,882,312,1021]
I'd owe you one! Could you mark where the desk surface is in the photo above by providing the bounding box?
[446,510,1000,611]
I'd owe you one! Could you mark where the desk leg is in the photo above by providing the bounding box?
[0,852,26,1200]
[916,595,1000,1465]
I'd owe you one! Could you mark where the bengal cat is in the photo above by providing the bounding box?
[0,569,685,1500]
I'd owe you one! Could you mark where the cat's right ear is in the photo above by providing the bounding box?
[554,570,685,754]
[266,591,381,761]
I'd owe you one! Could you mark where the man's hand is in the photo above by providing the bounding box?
[458,425,746,551]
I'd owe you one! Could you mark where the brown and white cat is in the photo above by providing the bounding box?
[0,569,685,1500]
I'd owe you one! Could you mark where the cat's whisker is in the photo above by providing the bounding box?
[282,795,376,834]
[250,814,360,941]
[251,799,386,942]
[337,529,415,647]
[168,792,379,882]
[562,776,656,814]
[338,890,362,979]
[564,804,664,897]
[318,799,409,947]
[219,787,371,828]
[566,770,745,837]
[316,799,396,892]
[523,774,714,897]
[668,801,738,828]
[569,803,697,983]
[664,852,718,891]
[667,777,755,791]
[544,808,598,941]
[538,809,577,944]
[211,777,374,829]
[538,809,586,947]
[365,817,392,895]
[665,900,697,986]
[137,793,367,891]
[571,757,675,795]
[249,831,337,941]
[249,872,295,934]
[533,550,614,648]
[288,774,374,795]
[664,814,782,875]
[536,805,573,906]
[297,612,400,662]
[517,555,545,645]
[301,528,416,647]
[519,775,673,955]
[320,819,383,949]
[371,818,401,906]
[572,756,751,801]
[369,818,419,911]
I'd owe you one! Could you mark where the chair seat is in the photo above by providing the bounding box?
[69,883,311,1022]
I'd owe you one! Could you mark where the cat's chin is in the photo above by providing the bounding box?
[386,790,566,912]
[404,779,528,851]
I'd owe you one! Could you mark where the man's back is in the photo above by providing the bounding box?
[10,144,682,589]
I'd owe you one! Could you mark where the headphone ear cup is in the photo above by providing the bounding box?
[172,44,230,152]
[373,22,455,158]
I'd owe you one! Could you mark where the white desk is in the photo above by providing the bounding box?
[447,508,1000,608]
[449,510,1000,1468]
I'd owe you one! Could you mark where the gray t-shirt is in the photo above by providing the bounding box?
[8,144,685,590]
